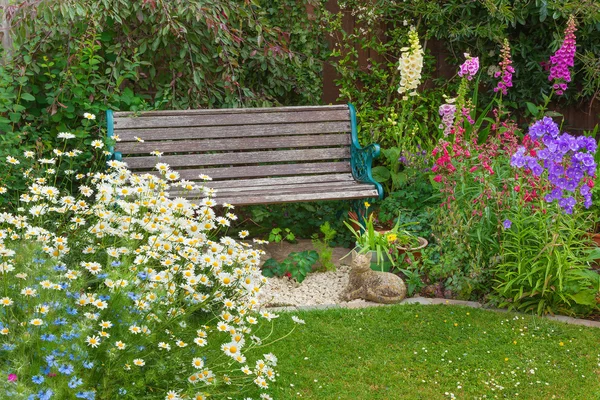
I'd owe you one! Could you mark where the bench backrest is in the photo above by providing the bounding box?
[108,105,356,184]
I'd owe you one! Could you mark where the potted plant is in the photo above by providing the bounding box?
[344,203,426,270]
[394,234,428,264]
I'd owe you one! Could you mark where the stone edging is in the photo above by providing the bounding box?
[267,296,600,329]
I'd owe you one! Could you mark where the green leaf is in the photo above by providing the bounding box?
[525,102,539,117]
[544,111,563,117]
[569,291,596,306]
[20,93,35,102]
[372,166,391,183]
[8,112,21,123]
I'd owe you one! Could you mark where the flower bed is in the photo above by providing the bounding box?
[0,123,302,399]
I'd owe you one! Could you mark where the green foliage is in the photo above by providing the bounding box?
[261,250,319,283]
[398,266,426,297]
[377,170,437,240]
[268,227,296,244]
[240,201,355,246]
[311,222,337,271]
[494,205,598,316]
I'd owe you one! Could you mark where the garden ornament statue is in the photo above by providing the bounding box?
[341,253,407,304]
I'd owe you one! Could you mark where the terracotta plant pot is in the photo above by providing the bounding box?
[396,237,428,264]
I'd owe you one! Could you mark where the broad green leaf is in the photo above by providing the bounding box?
[372,166,390,183]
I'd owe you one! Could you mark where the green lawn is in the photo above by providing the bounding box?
[249,305,600,399]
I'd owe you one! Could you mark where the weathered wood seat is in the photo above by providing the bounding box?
[106,104,383,206]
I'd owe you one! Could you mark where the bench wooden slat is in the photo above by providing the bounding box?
[116,134,350,155]
[123,148,350,170]
[142,162,351,180]
[113,104,349,118]
[171,180,364,198]
[216,184,375,198]
[114,109,349,129]
[204,188,380,206]
[191,174,355,189]
[115,121,351,142]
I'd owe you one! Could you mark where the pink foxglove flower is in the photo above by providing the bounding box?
[494,39,515,95]
[548,15,577,95]
[458,54,480,80]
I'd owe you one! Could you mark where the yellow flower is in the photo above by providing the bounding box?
[364,201,370,208]
[386,233,397,243]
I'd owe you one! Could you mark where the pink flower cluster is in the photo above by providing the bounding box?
[494,40,515,95]
[548,16,577,95]
[458,54,480,80]
[438,102,456,136]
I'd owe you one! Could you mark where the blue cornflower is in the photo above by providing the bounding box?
[66,307,78,315]
[40,334,56,342]
[127,292,139,300]
[75,391,96,400]
[58,363,74,375]
[45,355,57,367]
[53,264,67,271]
[111,261,122,267]
[32,375,44,384]
[68,376,83,388]
[137,272,147,280]
[2,343,16,351]
[53,318,67,326]
[502,219,512,229]
[82,361,94,369]
[97,273,108,279]
[37,389,54,400]
[99,295,110,301]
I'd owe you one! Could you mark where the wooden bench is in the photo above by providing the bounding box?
[106,104,383,206]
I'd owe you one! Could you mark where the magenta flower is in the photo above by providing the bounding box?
[7,373,17,382]
[548,16,577,95]
[458,54,480,80]
[438,102,456,136]
[494,39,515,95]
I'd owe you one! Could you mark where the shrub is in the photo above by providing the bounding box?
[0,118,302,399]
[0,0,328,210]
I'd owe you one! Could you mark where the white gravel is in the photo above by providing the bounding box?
[257,265,375,307]
[258,266,351,307]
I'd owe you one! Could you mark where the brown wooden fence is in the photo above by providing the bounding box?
[320,0,600,133]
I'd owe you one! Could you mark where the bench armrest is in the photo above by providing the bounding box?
[106,110,122,161]
[348,103,384,199]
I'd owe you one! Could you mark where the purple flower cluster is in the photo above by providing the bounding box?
[494,39,515,96]
[548,16,577,95]
[398,145,432,172]
[510,117,597,214]
[458,54,480,81]
[438,102,456,136]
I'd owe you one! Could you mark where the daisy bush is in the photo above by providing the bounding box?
[0,117,300,399]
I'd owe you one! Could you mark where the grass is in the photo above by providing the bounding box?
[246,304,600,400]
